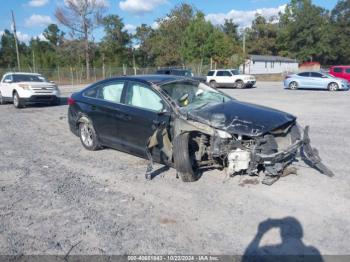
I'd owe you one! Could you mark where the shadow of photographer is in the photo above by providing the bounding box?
[242,217,323,262]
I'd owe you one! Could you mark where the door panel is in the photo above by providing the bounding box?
[117,81,170,158]
[83,80,126,148]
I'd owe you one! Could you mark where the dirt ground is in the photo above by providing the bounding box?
[0,82,349,257]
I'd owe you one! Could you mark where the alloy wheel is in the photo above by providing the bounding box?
[13,93,19,107]
[289,82,298,90]
[80,123,94,147]
[329,83,338,91]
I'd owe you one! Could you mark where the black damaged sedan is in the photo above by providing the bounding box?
[68,75,333,185]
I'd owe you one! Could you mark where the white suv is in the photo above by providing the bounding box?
[206,69,256,89]
[0,72,61,108]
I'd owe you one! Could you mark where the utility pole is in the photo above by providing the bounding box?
[32,50,36,72]
[11,10,21,71]
[242,30,246,74]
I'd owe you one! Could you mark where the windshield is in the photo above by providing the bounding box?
[12,74,46,83]
[160,81,232,111]
[172,70,193,77]
[322,72,335,78]
[231,69,240,75]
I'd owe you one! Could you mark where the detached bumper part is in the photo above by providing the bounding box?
[301,126,335,178]
[260,126,334,185]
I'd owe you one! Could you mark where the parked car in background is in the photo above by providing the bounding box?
[206,69,256,89]
[329,66,350,82]
[0,72,60,108]
[68,75,333,185]
[155,68,206,83]
[284,71,350,91]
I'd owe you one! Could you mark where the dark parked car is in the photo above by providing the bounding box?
[68,75,333,185]
[155,68,206,83]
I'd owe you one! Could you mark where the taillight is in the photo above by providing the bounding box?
[285,76,291,80]
[68,97,75,106]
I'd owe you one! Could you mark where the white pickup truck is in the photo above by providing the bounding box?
[0,72,61,108]
[206,69,256,89]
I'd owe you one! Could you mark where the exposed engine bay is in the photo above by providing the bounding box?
[145,79,334,185]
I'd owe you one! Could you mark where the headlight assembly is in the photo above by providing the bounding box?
[18,84,30,90]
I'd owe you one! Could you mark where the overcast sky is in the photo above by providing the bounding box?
[0,0,339,43]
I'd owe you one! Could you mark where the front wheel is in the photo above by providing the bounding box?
[173,133,199,182]
[13,92,24,108]
[328,82,339,91]
[289,81,298,90]
[209,81,217,89]
[79,118,100,151]
[236,80,244,89]
[0,91,5,105]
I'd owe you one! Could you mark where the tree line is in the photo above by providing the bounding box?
[0,0,350,79]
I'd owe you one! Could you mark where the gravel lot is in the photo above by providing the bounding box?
[0,81,350,257]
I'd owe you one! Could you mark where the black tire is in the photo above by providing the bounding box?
[328,82,339,91]
[236,80,244,89]
[78,117,100,151]
[209,80,217,88]
[13,92,24,108]
[289,81,298,90]
[173,133,199,182]
[51,97,60,106]
[0,91,5,105]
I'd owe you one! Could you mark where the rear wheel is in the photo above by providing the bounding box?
[209,80,217,88]
[289,81,298,90]
[13,92,24,108]
[0,91,5,105]
[173,133,199,182]
[328,82,339,91]
[79,118,100,151]
[236,80,244,89]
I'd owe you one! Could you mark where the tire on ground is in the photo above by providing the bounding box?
[173,132,198,182]
[13,92,24,108]
[78,117,101,151]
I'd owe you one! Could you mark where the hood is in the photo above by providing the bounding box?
[187,100,296,137]
[17,82,55,87]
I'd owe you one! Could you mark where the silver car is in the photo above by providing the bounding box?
[284,71,350,91]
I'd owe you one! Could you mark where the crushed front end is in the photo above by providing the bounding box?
[190,120,334,185]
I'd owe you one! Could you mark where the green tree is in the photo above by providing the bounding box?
[330,0,350,64]
[43,24,65,47]
[100,15,131,66]
[277,0,334,63]
[149,3,195,66]
[246,14,279,56]
[134,24,155,67]
[222,19,239,42]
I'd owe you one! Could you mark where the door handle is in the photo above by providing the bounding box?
[91,105,97,111]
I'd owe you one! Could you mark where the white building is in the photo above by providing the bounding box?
[240,55,299,75]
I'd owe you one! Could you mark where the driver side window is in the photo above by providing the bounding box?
[3,75,12,82]
[126,82,164,112]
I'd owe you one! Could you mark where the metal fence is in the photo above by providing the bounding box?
[0,65,291,85]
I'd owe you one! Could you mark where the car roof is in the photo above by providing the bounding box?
[105,74,197,85]
[330,65,350,68]
[3,72,41,76]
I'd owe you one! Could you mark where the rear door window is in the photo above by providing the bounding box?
[298,72,310,77]
[216,71,232,77]
[310,72,323,78]
[333,67,343,73]
[84,80,125,104]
